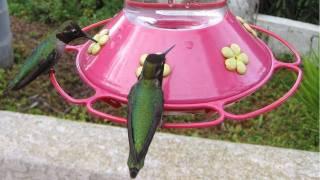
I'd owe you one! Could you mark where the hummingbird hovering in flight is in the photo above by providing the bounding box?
[5,21,97,92]
[127,45,175,178]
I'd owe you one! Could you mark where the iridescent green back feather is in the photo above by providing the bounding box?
[8,34,57,89]
[127,79,163,169]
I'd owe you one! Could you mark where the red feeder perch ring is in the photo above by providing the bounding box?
[50,0,302,129]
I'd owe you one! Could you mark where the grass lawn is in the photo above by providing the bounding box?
[0,16,318,152]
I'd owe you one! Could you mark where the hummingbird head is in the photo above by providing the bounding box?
[142,45,175,80]
[56,21,97,44]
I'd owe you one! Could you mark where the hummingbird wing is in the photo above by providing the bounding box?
[158,63,165,86]
[128,84,139,162]
[11,51,60,91]
[6,37,60,91]
[127,83,164,163]
[136,95,163,161]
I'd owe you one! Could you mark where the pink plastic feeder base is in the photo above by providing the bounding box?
[50,8,302,129]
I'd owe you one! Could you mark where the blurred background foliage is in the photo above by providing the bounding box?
[260,0,319,24]
[8,0,123,25]
[8,0,319,25]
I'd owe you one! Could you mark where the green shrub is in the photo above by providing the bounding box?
[8,0,123,25]
[297,52,319,120]
[260,0,319,25]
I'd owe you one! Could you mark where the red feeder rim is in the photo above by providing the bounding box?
[49,2,302,129]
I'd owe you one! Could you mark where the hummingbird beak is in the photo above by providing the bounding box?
[162,45,176,57]
[83,32,98,43]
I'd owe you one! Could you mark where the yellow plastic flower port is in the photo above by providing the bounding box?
[221,43,249,75]
[236,16,258,38]
[87,28,110,55]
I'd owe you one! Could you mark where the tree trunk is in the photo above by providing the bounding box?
[0,0,13,68]
[228,0,260,23]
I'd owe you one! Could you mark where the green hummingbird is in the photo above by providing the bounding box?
[6,21,97,92]
[127,45,175,178]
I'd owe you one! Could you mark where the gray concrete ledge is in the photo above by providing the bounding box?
[0,111,319,180]
[257,14,319,55]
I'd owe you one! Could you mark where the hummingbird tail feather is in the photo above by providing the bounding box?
[127,153,144,179]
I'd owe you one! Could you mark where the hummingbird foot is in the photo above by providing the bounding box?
[159,117,165,128]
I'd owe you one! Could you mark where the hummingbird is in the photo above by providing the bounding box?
[127,45,175,178]
[5,21,97,92]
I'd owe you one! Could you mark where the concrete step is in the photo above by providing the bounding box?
[256,14,319,55]
[0,111,318,180]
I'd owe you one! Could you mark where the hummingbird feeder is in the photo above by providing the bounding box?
[50,0,302,128]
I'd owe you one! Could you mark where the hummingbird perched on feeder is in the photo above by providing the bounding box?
[5,21,97,92]
[127,45,175,178]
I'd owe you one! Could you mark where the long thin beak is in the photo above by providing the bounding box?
[84,32,98,43]
[162,45,176,56]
